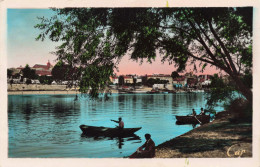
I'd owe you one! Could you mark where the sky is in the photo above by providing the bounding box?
[7,9,58,68]
[7,9,220,75]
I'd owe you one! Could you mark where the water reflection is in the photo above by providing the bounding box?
[175,122,198,129]
[22,103,33,122]
[80,134,141,149]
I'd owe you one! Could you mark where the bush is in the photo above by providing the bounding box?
[26,79,32,85]
[39,76,53,85]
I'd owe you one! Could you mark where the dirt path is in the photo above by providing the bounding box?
[155,112,252,158]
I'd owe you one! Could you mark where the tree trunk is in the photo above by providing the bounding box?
[230,74,252,104]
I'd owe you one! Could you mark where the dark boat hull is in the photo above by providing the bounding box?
[80,125,142,137]
[176,115,210,124]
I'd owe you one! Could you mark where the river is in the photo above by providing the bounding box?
[8,93,224,158]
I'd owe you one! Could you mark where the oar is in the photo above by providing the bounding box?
[194,116,202,124]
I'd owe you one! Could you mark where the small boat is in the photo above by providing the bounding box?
[146,89,160,94]
[175,115,210,124]
[130,90,148,94]
[79,125,142,137]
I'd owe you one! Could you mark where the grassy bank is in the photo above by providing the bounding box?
[155,111,252,158]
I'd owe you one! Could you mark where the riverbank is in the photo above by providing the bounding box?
[7,84,206,95]
[7,84,156,95]
[155,111,252,158]
[7,84,119,95]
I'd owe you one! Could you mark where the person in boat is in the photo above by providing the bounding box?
[199,108,205,115]
[129,133,155,158]
[192,109,196,116]
[111,117,124,129]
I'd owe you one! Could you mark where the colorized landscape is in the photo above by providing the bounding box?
[7,8,253,158]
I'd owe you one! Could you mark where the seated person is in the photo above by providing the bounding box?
[129,133,155,158]
[192,109,196,116]
[111,117,124,129]
[200,108,205,115]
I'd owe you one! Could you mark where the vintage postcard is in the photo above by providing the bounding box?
[0,0,259,167]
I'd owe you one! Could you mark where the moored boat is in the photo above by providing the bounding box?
[175,115,210,124]
[79,125,142,137]
[130,90,148,93]
[146,90,158,94]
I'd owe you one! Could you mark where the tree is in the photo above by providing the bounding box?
[206,74,236,108]
[146,78,169,87]
[21,64,31,78]
[146,78,156,87]
[133,77,137,89]
[39,75,53,85]
[51,61,66,83]
[35,8,252,103]
[52,61,79,82]
[118,76,125,86]
[26,79,32,85]
[7,69,13,78]
[22,64,38,79]
[171,71,180,79]
[14,73,20,79]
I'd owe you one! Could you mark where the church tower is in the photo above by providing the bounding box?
[47,60,51,69]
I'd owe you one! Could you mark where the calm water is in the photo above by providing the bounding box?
[8,93,224,158]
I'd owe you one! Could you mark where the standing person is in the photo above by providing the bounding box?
[200,108,205,115]
[111,117,124,129]
[129,133,155,158]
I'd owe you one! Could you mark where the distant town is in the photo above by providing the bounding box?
[7,61,230,93]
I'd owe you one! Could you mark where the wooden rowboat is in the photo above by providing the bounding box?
[176,115,210,124]
[79,125,142,137]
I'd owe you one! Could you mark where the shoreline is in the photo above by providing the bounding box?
[7,89,120,95]
[7,84,208,95]
[7,90,198,95]
[8,90,80,95]
[154,111,252,158]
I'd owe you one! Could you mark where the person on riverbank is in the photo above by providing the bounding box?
[111,117,124,129]
[200,108,205,115]
[129,133,155,158]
